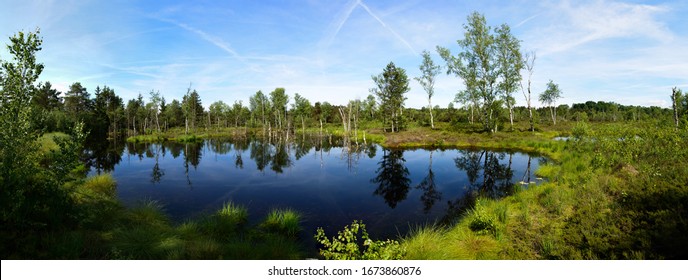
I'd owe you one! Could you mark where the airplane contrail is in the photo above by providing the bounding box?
[174,22,244,62]
[358,1,417,55]
[325,0,359,47]
[322,0,417,55]
[515,13,539,28]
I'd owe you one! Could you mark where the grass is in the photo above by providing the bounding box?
[19,120,686,260]
[17,172,306,259]
[198,202,249,238]
[125,127,250,143]
[80,173,117,197]
[260,209,302,237]
[38,131,69,153]
[107,202,304,259]
[395,122,688,260]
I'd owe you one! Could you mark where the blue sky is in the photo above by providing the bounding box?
[1,0,686,109]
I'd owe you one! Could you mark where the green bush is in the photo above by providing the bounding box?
[468,206,497,236]
[314,220,404,260]
[571,121,590,140]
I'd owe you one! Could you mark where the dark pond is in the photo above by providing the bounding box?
[87,136,545,245]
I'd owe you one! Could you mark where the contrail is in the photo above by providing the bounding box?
[324,0,359,47]
[174,22,244,62]
[358,1,417,55]
[154,16,249,65]
[321,0,417,55]
[515,13,539,28]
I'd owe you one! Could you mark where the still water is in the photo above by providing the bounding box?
[87,136,545,241]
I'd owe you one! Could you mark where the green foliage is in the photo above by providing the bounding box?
[371,61,410,133]
[182,88,204,132]
[175,134,202,143]
[126,134,167,143]
[292,93,312,132]
[80,173,117,197]
[571,121,591,140]
[415,50,441,129]
[540,80,563,125]
[38,132,69,154]
[468,201,497,236]
[269,87,289,129]
[314,220,404,260]
[0,29,84,244]
[260,209,301,237]
[110,201,303,259]
[197,202,248,239]
[217,202,249,224]
[438,11,523,132]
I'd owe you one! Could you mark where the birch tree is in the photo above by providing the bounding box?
[539,80,562,125]
[414,50,441,129]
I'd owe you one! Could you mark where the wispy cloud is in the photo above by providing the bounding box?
[531,0,673,55]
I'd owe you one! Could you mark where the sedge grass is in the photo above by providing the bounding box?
[260,209,302,237]
[80,174,117,197]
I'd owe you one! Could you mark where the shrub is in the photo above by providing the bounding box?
[468,203,497,236]
[314,220,404,260]
[571,121,590,140]
[469,213,496,235]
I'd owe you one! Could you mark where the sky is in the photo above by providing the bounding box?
[1,0,686,109]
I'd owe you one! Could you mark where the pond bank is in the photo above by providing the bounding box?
[126,126,565,161]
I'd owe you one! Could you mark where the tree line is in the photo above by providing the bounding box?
[22,11,688,142]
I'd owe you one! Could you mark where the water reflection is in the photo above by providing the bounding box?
[439,150,537,224]
[87,136,544,241]
[416,151,441,214]
[150,144,164,183]
[371,149,411,208]
[84,136,124,174]
[271,140,292,173]
[454,150,515,199]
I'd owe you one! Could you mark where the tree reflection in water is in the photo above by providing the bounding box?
[88,136,542,237]
[371,149,411,209]
[250,140,273,172]
[416,151,441,213]
[248,134,295,174]
[233,138,249,169]
[84,135,124,174]
[150,144,164,183]
[270,138,292,173]
[442,150,518,224]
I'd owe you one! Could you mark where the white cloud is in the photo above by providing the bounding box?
[528,0,673,56]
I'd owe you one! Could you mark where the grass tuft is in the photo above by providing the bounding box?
[260,209,302,237]
[80,174,117,197]
[198,202,249,239]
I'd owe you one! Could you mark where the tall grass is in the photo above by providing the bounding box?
[398,122,687,259]
[80,173,117,197]
[199,202,248,239]
[106,201,304,259]
[261,209,302,237]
